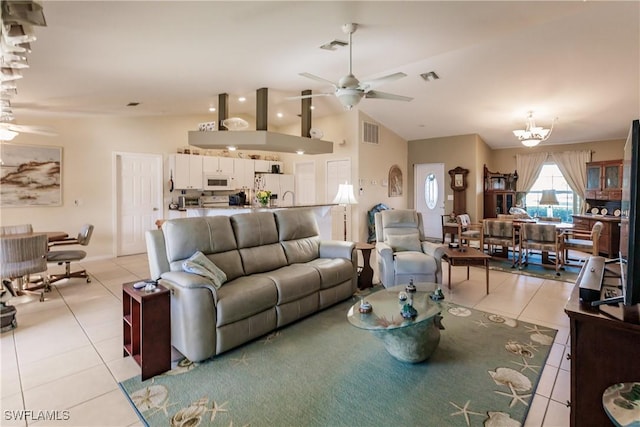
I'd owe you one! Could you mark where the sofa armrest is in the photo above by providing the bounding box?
[160,271,220,303]
[319,240,355,259]
[375,242,395,287]
[146,229,169,281]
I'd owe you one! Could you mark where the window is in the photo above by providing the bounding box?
[525,163,577,222]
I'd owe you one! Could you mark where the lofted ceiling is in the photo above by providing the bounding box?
[9,1,640,149]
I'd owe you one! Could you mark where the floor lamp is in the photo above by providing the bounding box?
[332,182,358,241]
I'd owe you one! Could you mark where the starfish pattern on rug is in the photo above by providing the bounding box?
[511,356,541,374]
[495,383,532,408]
[474,319,490,328]
[231,352,251,366]
[523,341,541,353]
[524,324,553,335]
[449,400,485,426]
[207,400,229,423]
[260,331,281,344]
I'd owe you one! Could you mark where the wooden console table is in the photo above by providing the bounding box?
[564,285,640,426]
[355,242,375,289]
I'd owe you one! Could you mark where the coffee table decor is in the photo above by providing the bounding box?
[348,284,444,363]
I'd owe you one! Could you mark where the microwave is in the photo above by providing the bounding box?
[203,174,231,190]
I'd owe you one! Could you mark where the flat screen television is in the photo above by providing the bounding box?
[619,119,640,306]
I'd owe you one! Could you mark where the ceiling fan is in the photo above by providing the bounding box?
[289,23,413,110]
[0,101,56,140]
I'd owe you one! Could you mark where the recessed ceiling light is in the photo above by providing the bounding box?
[277,112,283,118]
[227,146,236,151]
[296,150,305,155]
[238,97,246,102]
[208,106,216,112]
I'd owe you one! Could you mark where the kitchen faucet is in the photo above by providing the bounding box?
[282,190,295,206]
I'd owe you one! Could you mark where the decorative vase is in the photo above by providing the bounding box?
[259,200,269,207]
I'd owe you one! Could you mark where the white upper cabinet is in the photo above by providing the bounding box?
[170,154,203,190]
[202,156,234,174]
[233,158,255,190]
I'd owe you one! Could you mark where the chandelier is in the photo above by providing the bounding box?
[513,112,556,147]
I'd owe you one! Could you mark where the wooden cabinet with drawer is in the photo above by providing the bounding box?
[571,214,620,257]
[585,160,623,201]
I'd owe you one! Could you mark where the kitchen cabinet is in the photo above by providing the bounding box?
[202,156,234,174]
[170,154,203,190]
[584,160,623,201]
[254,159,283,173]
[258,174,295,205]
[571,214,620,257]
[233,158,255,190]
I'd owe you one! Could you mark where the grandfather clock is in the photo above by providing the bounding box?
[448,167,469,215]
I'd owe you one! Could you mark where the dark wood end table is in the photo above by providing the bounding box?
[355,242,375,289]
[442,246,491,294]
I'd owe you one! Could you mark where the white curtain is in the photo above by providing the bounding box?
[552,150,592,213]
[516,152,548,192]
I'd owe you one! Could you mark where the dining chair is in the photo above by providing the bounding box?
[0,234,50,302]
[519,222,565,275]
[482,218,520,267]
[563,221,603,264]
[47,224,94,284]
[0,224,33,236]
[456,214,483,249]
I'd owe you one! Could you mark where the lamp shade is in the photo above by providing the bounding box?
[539,189,559,205]
[332,183,358,205]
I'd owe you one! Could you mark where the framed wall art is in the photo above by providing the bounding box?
[0,143,62,207]
[388,164,403,197]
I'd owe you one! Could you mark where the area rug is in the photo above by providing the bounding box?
[486,251,581,283]
[120,297,557,427]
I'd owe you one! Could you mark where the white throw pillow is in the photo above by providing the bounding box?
[182,251,227,289]
[386,233,422,252]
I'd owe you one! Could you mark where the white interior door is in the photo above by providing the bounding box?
[115,153,163,256]
[415,163,445,240]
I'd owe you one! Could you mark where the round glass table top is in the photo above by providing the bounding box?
[347,284,441,331]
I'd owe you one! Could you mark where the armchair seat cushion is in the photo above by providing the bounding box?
[394,251,437,275]
[461,230,481,238]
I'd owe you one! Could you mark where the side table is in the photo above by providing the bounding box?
[122,281,171,380]
[355,242,375,290]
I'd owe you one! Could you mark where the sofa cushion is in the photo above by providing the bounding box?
[163,216,237,263]
[394,251,437,275]
[182,251,227,289]
[306,257,354,289]
[215,276,278,327]
[231,212,280,248]
[281,236,321,264]
[239,244,289,275]
[256,264,321,304]
[274,209,320,240]
[387,232,421,252]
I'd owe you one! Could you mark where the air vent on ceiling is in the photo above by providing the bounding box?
[362,121,379,145]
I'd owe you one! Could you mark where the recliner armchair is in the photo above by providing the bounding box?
[374,210,444,287]
[47,224,94,284]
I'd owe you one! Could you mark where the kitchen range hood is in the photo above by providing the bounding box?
[189,89,333,155]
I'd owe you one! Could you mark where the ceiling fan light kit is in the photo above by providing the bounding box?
[293,22,413,110]
[512,111,557,147]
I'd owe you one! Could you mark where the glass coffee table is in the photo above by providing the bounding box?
[347,284,444,363]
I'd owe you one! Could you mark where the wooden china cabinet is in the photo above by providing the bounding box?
[584,160,623,201]
[483,165,521,218]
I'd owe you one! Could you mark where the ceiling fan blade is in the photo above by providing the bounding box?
[1,122,56,136]
[285,93,333,100]
[299,72,337,87]
[365,90,413,102]
[359,72,407,91]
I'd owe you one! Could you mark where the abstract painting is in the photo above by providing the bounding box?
[0,143,62,207]
[388,164,403,197]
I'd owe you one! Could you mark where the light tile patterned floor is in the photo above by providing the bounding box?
[1,254,572,426]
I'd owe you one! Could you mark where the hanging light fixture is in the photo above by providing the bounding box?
[513,112,557,147]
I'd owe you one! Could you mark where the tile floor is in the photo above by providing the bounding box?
[1,253,574,426]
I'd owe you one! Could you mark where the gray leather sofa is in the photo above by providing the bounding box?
[146,209,357,362]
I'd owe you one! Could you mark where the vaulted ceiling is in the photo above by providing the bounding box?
[10,1,640,149]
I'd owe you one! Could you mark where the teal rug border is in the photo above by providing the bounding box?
[118,382,149,427]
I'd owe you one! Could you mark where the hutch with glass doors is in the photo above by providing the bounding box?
[483,165,523,218]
